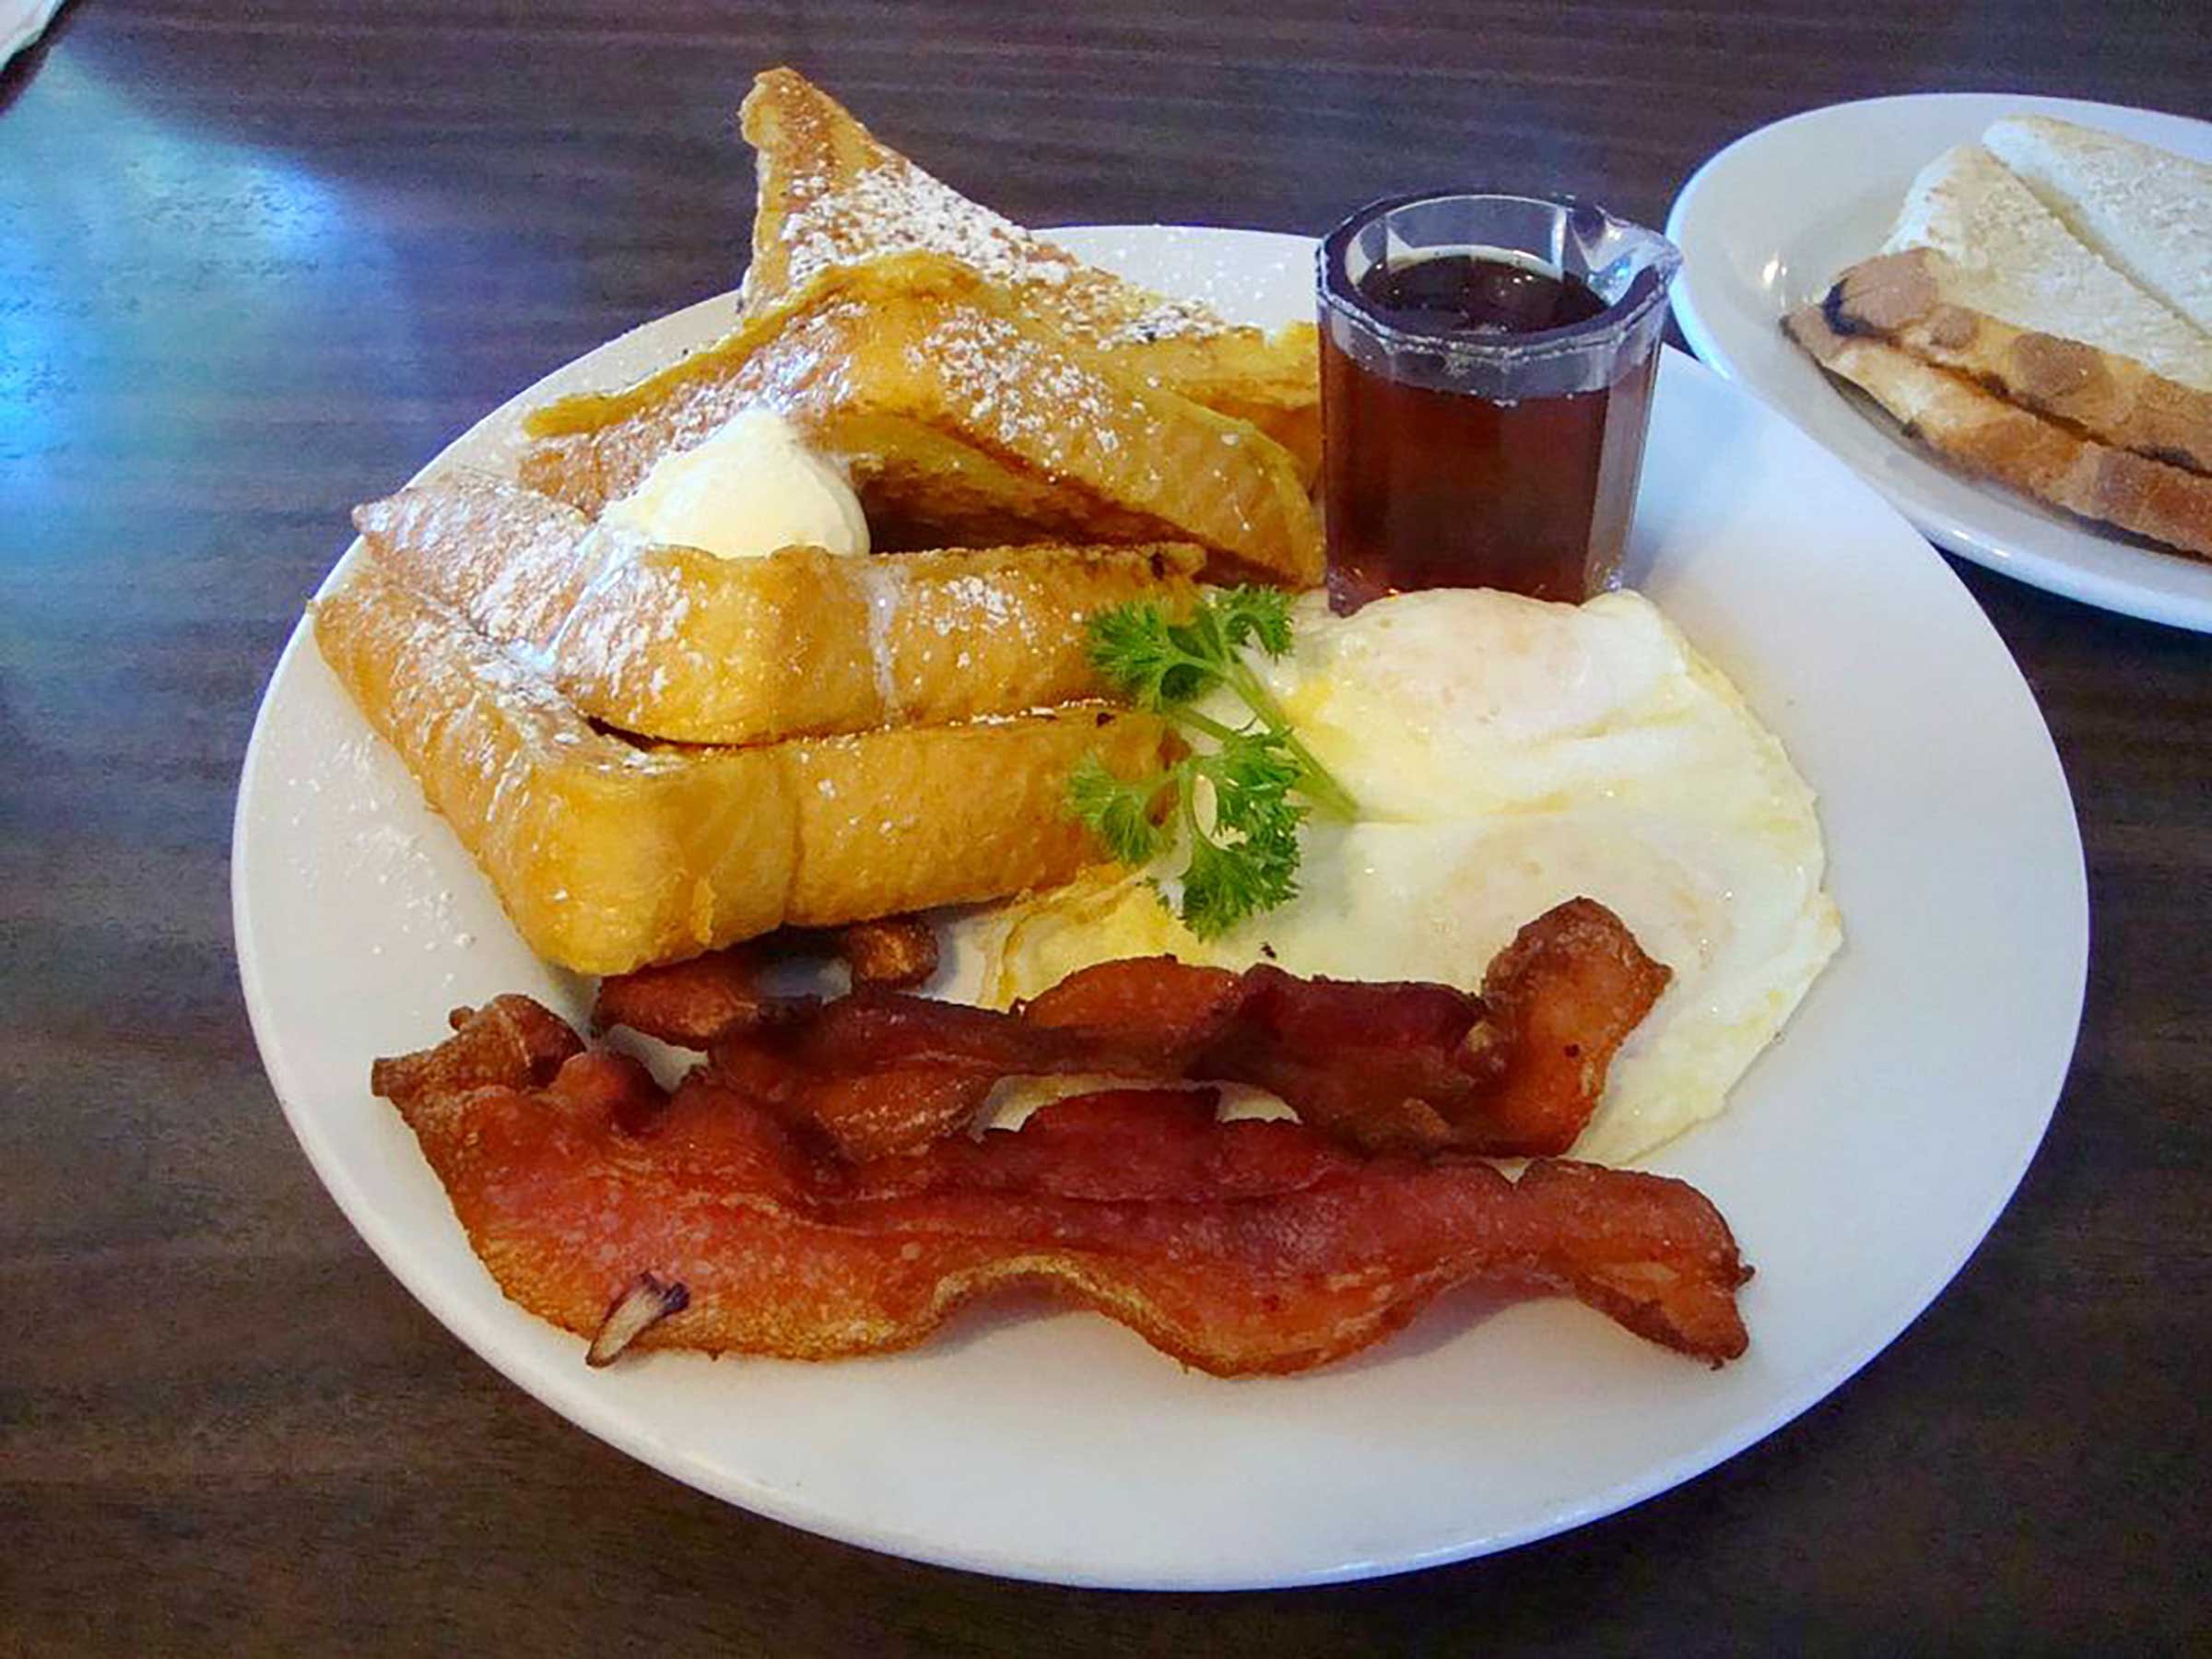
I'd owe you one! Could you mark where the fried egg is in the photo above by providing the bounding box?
[982,586,1841,1164]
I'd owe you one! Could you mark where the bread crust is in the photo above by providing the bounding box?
[1824,250,2212,475]
[312,563,1171,974]
[1786,302,2212,559]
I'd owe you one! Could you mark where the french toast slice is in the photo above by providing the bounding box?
[738,66,1320,476]
[312,561,1171,975]
[1822,250,2212,476]
[519,251,1324,588]
[354,475,1204,745]
[1786,303,2212,559]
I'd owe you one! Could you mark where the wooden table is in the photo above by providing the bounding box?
[5,3,2206,1650]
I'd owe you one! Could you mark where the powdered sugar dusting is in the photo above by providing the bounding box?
[276,711,486,961]
[363,581,695,782]
[911,309,1152,471]
[772,157,1229,348]
[358,475,596,655]
[860,559,911,719]
[547,547,714,727]
[935,572,1016,631]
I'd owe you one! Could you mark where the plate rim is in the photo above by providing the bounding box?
[234,220,2088,1588]
[1665,89,2212,631]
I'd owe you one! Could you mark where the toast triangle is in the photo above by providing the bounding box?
[738,67,1320,472]
[1882,143,2212,391]
[1982,114,2212,337]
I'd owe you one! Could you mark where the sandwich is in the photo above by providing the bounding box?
[318,70,1336,980]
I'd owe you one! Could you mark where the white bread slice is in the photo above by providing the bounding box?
[1983,115,2212,336]
[1823,250,2212,475]
[1785,303,2212,559]
[312,561,1171,974]
[1883,144,2212,391]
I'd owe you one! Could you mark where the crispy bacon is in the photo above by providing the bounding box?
[832,915,940,989]
[593,950,767,1047]
[370,994,583,1101]
[641,899,1667,1160]
[1028,896,1669,1155]
[591,916,942,1045]
[372,1000,1749,1374]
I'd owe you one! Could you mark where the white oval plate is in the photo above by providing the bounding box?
[1666,92,2212,631]
[235,226,2086,1589]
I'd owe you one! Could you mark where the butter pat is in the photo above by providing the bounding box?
[599,409,870,559]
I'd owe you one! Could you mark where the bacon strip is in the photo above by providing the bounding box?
[593,950,769,1047]
[372,999,1749,1374]
[590,916,941,1046]
[831,915,940,989]
[606,899,1668,1160]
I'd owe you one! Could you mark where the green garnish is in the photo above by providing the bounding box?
[1066,586,1357,939]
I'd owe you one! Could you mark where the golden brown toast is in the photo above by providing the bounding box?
[1823,250,2212,476]
[519,251,1324,587]
[1786,303,2212,559]
[738,66,1320,475]
[342,472,594,655]
[312,561,1172,975]
[354,475,1204,745]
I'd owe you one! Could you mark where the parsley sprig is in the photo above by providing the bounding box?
[1066,586,1357,939]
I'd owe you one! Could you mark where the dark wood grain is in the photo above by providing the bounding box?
[4,1,2208,1652]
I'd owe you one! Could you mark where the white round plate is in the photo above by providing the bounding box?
[1667,92,2212,631]
[235,225,2086,1589]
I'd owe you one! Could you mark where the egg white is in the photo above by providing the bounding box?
[982,587,1842,1164]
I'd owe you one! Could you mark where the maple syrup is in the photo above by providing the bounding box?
[1316,195,1679,611]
